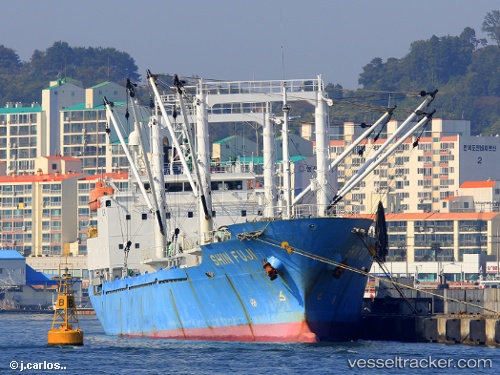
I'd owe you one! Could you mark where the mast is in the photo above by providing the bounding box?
[150,109,168,257]
[147,70,198,193]
[281,82,292,219]
[263,103,277,218]
[127,88,164,243]
[104,98,166,242]
[314,75,329,217]
[195,79,213,243]
[174,76,213,241]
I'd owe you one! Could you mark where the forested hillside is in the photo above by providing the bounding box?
[0,41,140,105]
[354,27,500,135]
[302,11,500,137]
[0,10,499,138]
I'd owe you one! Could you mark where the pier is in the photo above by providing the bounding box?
[359,311,500,346]
[359,278,500,346]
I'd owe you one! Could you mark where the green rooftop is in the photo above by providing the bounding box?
[64,101,127,111]
[89,81,112,89]
[213,135,238,144]
[43,77,83,90]
[222,155,307,164]
[0,106,42,114]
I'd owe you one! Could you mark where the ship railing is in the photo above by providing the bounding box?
[210,163,254,174]
[201,78,320,96]
[208,102,268,116]
[90,276,101,286]
[141,236,199,264]
[290,203,342,218]
[141,246,166,263]
[163,160,258,175]
[158,78,321,105]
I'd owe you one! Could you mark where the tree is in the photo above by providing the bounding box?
[0,45,21,74]
[358,57,384,89]
[482,10,500,45]
[24,42,140,88]
[468,46,500,96]
[459,27,487,49]
[431,243,442,261]
[325,83,344,101]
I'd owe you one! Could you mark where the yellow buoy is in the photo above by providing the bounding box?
[48,246,84,346]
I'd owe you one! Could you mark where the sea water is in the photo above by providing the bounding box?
[0,313,497,374]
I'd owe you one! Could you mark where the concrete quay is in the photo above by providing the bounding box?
[359,311,500,346]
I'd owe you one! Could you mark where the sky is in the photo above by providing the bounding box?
[1,0,499,89]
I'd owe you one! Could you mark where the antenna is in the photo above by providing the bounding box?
[279,2,286,80]
[281,44,286,81]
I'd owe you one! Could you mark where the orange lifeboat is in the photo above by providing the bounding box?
[89,181,114,211]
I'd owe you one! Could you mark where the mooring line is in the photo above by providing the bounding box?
[252,236,500,315]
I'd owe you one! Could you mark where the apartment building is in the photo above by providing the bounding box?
[0,79,85,175]
[382,211,500,262]
[0,79,129,178]
[304,118,500,276]
[0,156,83,256]
[322,118,500,214]
[352,179,500,282]
[61,81,128,175]
[42,78,86,156]
[443,180,500,213]
[0,155,130,257]
[0,103,43,174]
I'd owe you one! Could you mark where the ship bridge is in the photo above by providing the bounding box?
[160,78,323,124]
[158,76,332,219]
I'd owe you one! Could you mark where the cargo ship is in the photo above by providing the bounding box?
[87,72,436,342]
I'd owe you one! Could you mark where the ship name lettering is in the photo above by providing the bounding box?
[210,252,234,266]
[211,249,258,266]
[230,249,257,263]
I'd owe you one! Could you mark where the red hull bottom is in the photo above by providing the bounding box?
[120,321,319,343]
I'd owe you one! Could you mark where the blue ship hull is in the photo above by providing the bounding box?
[89,217,373,342]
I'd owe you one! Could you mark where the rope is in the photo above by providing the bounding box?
[237,230,265,241]
[248,235,500,315]
[236,221,273,241]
